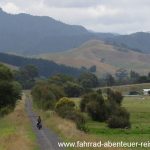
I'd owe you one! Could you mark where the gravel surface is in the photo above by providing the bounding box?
[25,95,64,150]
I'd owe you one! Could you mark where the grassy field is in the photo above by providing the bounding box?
[86,96,150,149]
[0,95,39,150]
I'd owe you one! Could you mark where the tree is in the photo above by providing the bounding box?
[0,64,21,116]
[130,70,139,82]
[138,76,148,83]
[15,64,39,89]
[31,81,57,110]
[49,74,75,86]
[79,72,99,88]
[107,88,123,105]
[64,82,83,97]
[81,90,107,121]
[89,65,96,73]
[21,65,38,81]
[115,68,128,81]
[105,74,115,86]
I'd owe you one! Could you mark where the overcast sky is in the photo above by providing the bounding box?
[0,0,150,34]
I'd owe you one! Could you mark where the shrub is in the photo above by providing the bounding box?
[129,91,140,95]
[31,81,57,110]
[80,90,107,121]
[0,106,13,117]
[64,82,83,97]
[55,97,75,118]
[80,89,131,129]
[55,97,87,132]
[80,93,91,112]
[108,116,131,129]
[108,107,131,128]
[74,112,87,132]
[79,72,99,88]
[87,101,107,121]
[107,88,123,105]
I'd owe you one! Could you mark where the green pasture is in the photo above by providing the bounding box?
[72,96,150,149]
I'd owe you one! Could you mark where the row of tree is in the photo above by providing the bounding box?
[14,63,150,90]
[100,69,150,87]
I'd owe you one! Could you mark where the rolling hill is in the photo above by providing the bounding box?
[38,40,150,75]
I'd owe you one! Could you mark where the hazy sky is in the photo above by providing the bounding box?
[0,0,150,33]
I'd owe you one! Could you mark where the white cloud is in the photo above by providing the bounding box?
[0,0,150,33]
[0,2,22,14]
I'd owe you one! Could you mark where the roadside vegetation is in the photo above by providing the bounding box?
[0,64,22,117]
[0,94,38,150]
[31,70,150,150]
[33,95,150,150]
[31,72,131,132]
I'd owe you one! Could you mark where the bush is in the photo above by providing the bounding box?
[55,97,87,132]
[0,106,13,117]
[79,72,99,88]
[87,101,107,121]
[55,97,75,118]
[64,82,83,97]
[80,90,107,121]
[80,93,91,112]
[80,89,131,129]
[107,88,123,105]
[31,81,57,110]
[74,112,87,132]
[108,116,131,129]
[129,91,140,95]
[108,107,131,128]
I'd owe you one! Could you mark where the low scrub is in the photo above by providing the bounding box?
[55,97,87,132]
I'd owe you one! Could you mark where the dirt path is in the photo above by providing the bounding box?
[25,94,64,150]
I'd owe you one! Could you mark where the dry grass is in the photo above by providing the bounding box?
[0,95,38,150]
[38,40,150,75]
[38,110,122,150]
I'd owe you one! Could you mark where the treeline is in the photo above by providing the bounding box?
[0,52,82,77]
[99,69,150,87]
[31,72,130,131]
[31,72,99,110]
[0,64,22,117]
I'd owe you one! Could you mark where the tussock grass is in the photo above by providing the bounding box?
[0,95,38,150]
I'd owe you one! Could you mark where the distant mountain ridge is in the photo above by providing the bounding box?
[0,8,150,55]
[0,8,96,54]
[107,32,150,53]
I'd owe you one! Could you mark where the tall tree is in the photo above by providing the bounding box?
[0,64,21,116]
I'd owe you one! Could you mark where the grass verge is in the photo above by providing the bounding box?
[0,94,39,150]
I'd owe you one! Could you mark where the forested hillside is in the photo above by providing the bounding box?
[0,52,82,77]
[0,8,95,55]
